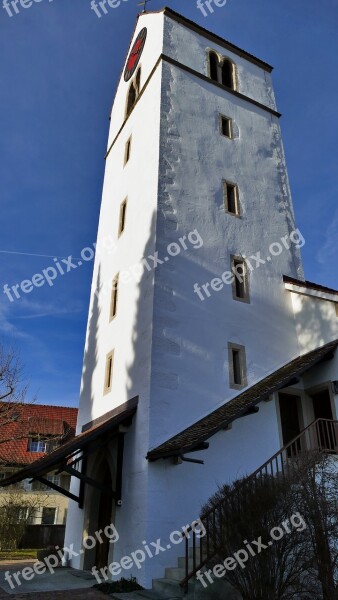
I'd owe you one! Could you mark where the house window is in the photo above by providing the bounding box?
[220,115,232,139]
[28,438,58,453]
[124,137,131,165]
[231,256,250,302]
[28,440,47,453]
[224,181,239,215]
[118,198,127,236]
[41,507,56,525]
[228,343,247,389]
[104,351,114,394]
[32,475,60,492]
[110,274,119,321]
[208,52,236,90]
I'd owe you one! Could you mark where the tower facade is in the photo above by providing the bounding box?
[65,8,308,585]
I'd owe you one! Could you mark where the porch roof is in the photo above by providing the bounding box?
[0,396,138,488]
[147,340,338,461]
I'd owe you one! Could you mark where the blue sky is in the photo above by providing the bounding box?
[0,0,337,407]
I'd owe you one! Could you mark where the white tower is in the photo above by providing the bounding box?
[65,7,305,585]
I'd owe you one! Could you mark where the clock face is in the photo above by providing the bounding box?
[124,28,147,82]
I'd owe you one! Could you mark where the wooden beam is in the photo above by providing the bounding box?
[61,465,117,498]
[33,476,80,504]
[115,433,124,505]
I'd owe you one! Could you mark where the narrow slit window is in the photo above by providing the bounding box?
[228,343,247,389]
[135,67,141,94]
[110,274,119,320]
[224,182,239,215]
[104,351,114,394]
[232,350,241,385]
[118,198,127,236]
[220,115,232,139]
[124,137,131,165]
[231,256,249,302]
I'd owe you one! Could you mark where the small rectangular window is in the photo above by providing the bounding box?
[104,351,114,394]
[220,115,232,138]
[228,343,247,389]
[41,507,56,525]
[110,274,119,321]
[224,181,239,215]
[124,137,131,165]
[231,256,250,302]
[118,198,127,237]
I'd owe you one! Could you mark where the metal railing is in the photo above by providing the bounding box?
[180,418,338,590]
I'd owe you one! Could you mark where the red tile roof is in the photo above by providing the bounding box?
[0,403,78,467]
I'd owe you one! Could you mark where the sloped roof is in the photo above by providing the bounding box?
[0,403,78,467]
[283,275,338,296]
[147,339,338,461]
[0,397,138,488]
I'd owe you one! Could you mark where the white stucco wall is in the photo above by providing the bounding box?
[162,14,277,111]
[288,290,338,354]
[148,51,303,450]
[65,15,163,566]
[108,12,164,146]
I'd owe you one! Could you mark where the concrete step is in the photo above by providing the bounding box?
[152,577,186,597]
[164,567,186,581]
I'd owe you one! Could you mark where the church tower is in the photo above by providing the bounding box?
[65,7,306,585]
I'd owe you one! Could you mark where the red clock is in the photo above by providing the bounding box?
[124,28,147,82]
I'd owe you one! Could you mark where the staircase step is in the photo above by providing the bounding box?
[164,567,186,581]
[152,578,185,597]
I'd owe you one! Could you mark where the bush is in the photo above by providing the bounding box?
[94,576,144,594]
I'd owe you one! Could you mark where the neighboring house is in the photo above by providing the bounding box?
[0,403,77,526]
[1,7,337,590]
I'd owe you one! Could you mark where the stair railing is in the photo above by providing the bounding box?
[180,418,338,591]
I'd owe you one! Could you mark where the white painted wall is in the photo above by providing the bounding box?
[108,12,165,146]
[289,291,338,354]
[65,14,163,566]
[162,14,277,110]
[148,52,303,450]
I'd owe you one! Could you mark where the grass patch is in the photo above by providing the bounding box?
[94,576,144,595]
[0,549,38,561]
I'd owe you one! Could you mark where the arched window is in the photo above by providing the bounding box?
[221,59,235,89]
[126,82,137,117]
[209,52,219,82]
